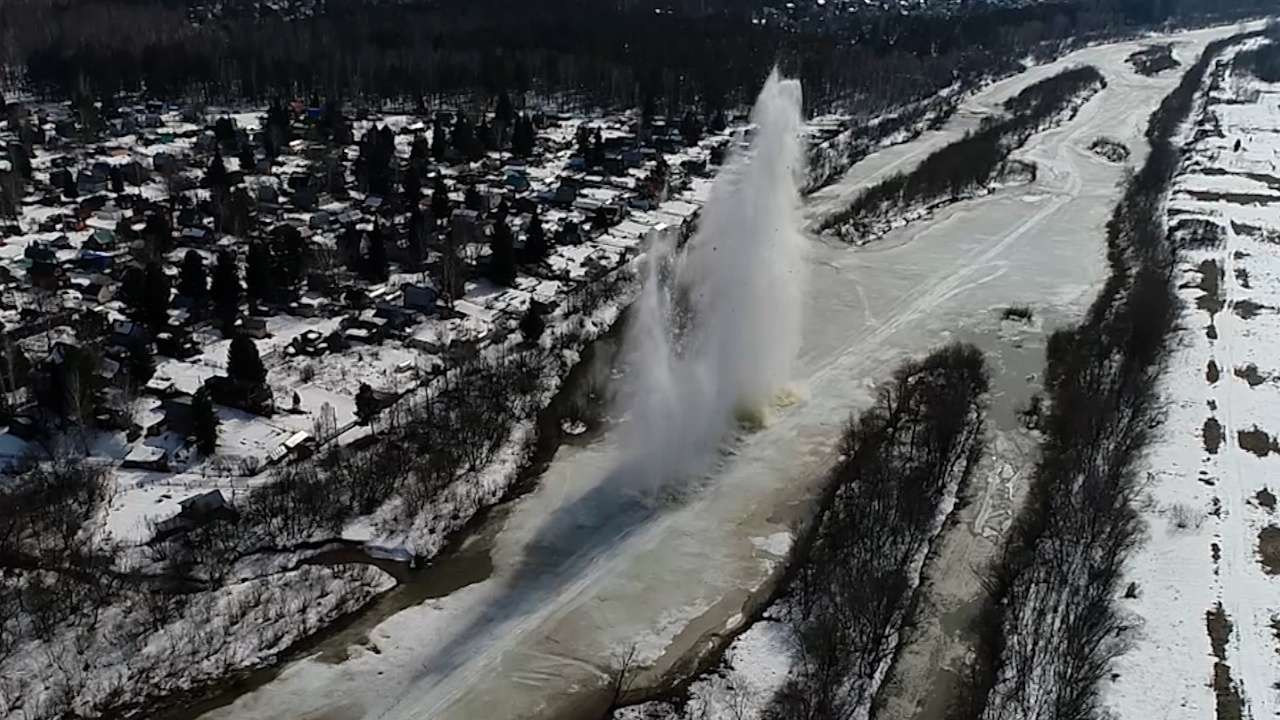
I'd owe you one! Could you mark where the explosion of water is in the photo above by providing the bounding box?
[614,69,807,490]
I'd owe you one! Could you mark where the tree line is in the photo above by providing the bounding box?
[820,66,1106,241]
[948,29,1267,720]
[765,343,988,720]
[2,0,1273,117]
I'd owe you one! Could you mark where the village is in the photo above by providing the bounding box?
[0,94,860,544]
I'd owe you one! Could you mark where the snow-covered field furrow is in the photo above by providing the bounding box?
[186,23,1265,720]
[1106,41,1280,720]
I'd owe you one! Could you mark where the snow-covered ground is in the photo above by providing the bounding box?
[1105,39,1280,720]
[178,22,1271,720]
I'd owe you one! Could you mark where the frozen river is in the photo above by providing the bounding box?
[191,22,1257,720]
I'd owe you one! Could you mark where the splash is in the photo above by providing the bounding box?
[614,69,808,491]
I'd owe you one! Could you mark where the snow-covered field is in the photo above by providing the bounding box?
[176,22,1272,720]
[1105,39,1280,720]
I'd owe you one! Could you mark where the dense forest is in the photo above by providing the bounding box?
[0,0,1273,115]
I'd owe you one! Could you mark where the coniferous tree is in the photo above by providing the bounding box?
[403,166,422,208]
[410,133,430,164]
[142,212,172,255]
[192,387,219,455]
[432,180,452,219]
[142,261,171,330]
[270,224,306,291]
[524,212,548,264]
[453,113,479,161]
[177,250,208,302]
[211,250,243,330]
[489,219,517,287]
[363,225,389,282]
[227,335,266,385]
[127,340,156,383]
[464,185,483,212]
[710,110,727,133]
[245,241,273,301]
[512,113,535,158]
[520,302,546,344]
[680,110,703,146]
[207,148,228,191]
[495,92,514,129]
[431,121,448,162]
[238,144,256,175]
[407,208,431,269]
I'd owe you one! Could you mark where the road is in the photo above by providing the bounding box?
[192,22,1259,720]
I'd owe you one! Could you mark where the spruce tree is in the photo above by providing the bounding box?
[207,148,228,191]
[364,225,389,282]
[192,387,219,455]
[227,335,267,385]
[464,185,482,212]
[177,250,208,302]
[211,250,243,330]
[432,180,451,219]
[524,212,548,264]
[519,302,546,344]
[431,122,448,162]
[489,220,517,287]
[142,261,172,330]
[245,241,273,301]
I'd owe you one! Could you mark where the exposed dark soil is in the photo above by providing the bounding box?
[1207,359,1221,383]
[1185,189,1280,206]
[1259,526,1280,575]
[1231,220,1280,244]
[1233,298,1267,320]
[1198,166,1280,191]
[1238,425,1279,457]
[1193,259,1225,316]
[1234,363,1269,387]
[1257,488,1276,512]
[1205,416,1224,454]
[1171,217,1226,249]
[1234,266,1251,289]
[1207,604,1244,720]
[1208,322,1219,340]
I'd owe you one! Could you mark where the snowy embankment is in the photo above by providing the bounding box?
[819,66,1107,243]
[803,90,962,195]
[0,250,640,720]
[1105,34,1280,720]
[953,28,1270,720]
[616,344,989,720]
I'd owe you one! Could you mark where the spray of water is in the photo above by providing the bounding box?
[614,69,808,491]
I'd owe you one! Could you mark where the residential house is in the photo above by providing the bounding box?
[240,317,270,339]
[123,444,168,471]
[151,490,239,542]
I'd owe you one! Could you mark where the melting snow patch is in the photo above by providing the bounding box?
[750,532,793,558]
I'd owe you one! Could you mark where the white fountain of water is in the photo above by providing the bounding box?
[614,69,808,491]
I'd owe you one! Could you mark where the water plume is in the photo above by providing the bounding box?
[614,69,808,491]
